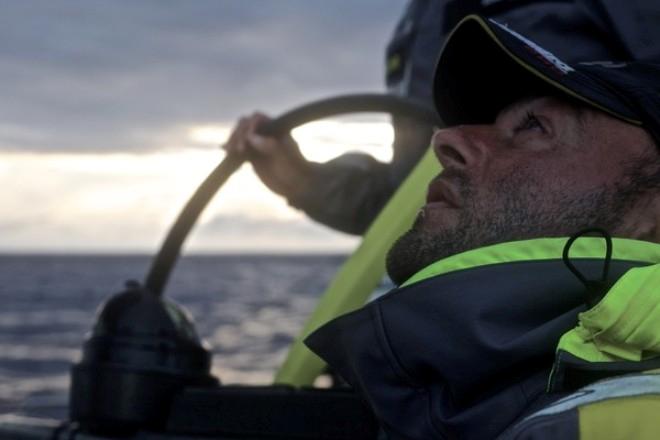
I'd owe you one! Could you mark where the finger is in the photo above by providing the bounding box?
[223,116,252,154]
[251,112,270,125]
[247,112,271,136]
[243,113,278,155]
[221,117,246,151]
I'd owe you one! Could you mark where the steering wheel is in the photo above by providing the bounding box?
[143,94,442,298]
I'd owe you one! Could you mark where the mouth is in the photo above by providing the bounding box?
[426,175,461,208]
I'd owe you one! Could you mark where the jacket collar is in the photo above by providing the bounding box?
[402,237,660,287]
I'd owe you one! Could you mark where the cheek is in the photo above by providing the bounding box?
[497,151,622,194]
[482,158,587,201]
[562,155,629,191]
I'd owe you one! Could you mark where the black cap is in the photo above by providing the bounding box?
[433,15,660,145]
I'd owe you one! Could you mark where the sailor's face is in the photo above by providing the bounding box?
[386,95,656,285]
[422,96,654,235]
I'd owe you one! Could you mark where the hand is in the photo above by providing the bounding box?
[222,112,314,198]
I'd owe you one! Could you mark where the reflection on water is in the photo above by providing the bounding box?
[0,254,350,419]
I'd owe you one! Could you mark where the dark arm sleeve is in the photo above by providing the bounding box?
[286,153,393,236]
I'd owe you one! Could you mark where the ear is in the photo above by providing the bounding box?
[620,194,660,243]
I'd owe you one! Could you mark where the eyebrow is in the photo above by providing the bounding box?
[495,96,545,124]
[497,95,585,124]
[498,96,542,119]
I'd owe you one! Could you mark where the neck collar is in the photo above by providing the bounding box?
[402,237,660,287]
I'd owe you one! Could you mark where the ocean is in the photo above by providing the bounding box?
[0,253,359,420]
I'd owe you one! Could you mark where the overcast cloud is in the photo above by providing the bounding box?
[0,1,404,152]
[0,2,409,252]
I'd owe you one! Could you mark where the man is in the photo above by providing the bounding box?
[305,16,660,439]
[224,1,659,235]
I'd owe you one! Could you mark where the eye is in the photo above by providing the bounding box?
[514,111,546,134]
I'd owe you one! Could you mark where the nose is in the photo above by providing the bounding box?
[431,125,487,171]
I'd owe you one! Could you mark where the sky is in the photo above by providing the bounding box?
[0,1,407,253]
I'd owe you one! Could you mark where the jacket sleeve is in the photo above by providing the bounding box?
[286,153,393,235]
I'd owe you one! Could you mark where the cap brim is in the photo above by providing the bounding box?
[433,15,641,127]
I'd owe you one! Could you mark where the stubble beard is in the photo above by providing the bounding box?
[386,161,650,286]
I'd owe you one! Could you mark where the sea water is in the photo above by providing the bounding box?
[0,254,357,419]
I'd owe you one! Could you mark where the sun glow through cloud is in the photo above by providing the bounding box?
[2,118,393,253]
[189,126,233,145]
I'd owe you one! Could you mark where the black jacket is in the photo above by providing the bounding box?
[306,238,660,439]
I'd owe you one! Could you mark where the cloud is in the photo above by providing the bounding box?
[0,149,363,253]
[0,1,404,153]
